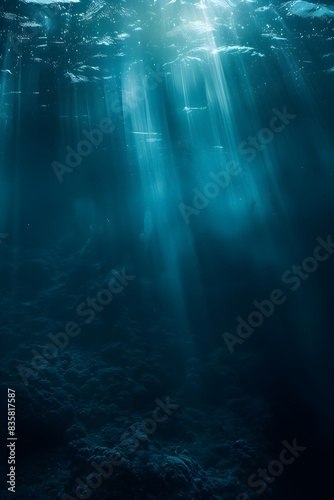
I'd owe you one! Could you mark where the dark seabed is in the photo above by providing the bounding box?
[0,0,334,499]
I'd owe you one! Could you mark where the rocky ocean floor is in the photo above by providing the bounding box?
[0,239,274,500]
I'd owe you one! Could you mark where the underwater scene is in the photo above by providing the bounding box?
[0,0,334,498]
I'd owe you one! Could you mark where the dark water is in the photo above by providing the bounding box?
[0,0,334,499]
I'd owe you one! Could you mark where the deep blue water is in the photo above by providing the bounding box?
[0,0,334,499]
